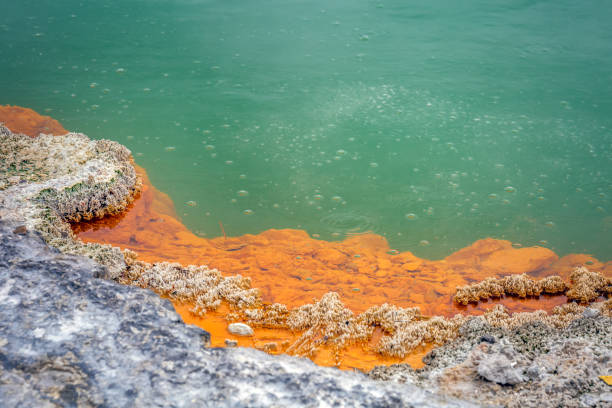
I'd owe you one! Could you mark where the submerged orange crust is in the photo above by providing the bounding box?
[74,166,611,315]
[0,105,68,136]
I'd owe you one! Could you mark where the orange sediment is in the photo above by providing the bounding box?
[72,166,611,370]
[5,106,611,371]
[74,166,611,316]
[0,105,68,136]
[172,302,432,370]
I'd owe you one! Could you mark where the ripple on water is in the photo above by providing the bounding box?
[320,211,380,237]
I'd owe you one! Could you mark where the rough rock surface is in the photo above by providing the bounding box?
[0,124,140,279]
[369,312,612,407]
[0,220,474,407]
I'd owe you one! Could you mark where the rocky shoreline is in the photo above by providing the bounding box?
[1,122,610,407]
[1,218,474,407]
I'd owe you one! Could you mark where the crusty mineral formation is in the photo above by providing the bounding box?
[566,266,612,303]
[0,125,140,278]
[453,270,610,305]
[369,300,612,408]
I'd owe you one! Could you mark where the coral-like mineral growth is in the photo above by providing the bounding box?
[120,250,260,314]
[454,268,611,306]
[454,273,572,305]
[241,293,467,362]
[566,266,612,303]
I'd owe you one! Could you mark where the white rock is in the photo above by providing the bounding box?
[228,323,254,337]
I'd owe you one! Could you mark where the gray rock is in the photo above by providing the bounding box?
[583,307,600,318]
[228,322,254,336]
[472,341,526,385]
[0,220,473,408]
[225,339,238,347]
[368,311,612,408]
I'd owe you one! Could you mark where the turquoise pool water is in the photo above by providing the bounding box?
[1,0,611,260]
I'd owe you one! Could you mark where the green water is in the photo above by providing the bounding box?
[2,0,611,260]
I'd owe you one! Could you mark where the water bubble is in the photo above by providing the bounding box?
[116,68,126,73]
[185,200,197,207]
[243,209,254,215]
[272,203,280,208]
[488,193,498,200]
[331,195,342,202]
[537,240,548,246]
[237,190,249,197]
[369,162,379,168]
[239,174,247,179]
[225,160,233,165]
[313,194,323,200]
[230,198,237,203]
[89,82,98,88]
[419,240,430,246]
[164,146,176,152]
[405,213,417,220]
[336,149,346,156]
[205,144,215,151]
[504,186,516,193]
[312,233,320,238]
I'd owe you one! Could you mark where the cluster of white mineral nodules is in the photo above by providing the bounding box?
[481,300,612,331]
[454,267,612,306]
[120,253,260,314]
[566,266,612,303]
[454,273,567,305]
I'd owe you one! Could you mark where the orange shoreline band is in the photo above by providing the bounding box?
[3,105,610,371]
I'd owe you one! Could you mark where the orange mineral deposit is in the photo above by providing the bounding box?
[5,106,610,371]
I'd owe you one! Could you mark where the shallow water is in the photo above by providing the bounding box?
[1,0,611,259]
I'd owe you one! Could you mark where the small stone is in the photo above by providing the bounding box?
[582,308,600,318]
[479,334,496,344]
[227,323,254,337]
[13,225,27,235]
[262,342,277,352]
[224,339,238,347]
[477,353,526,385]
